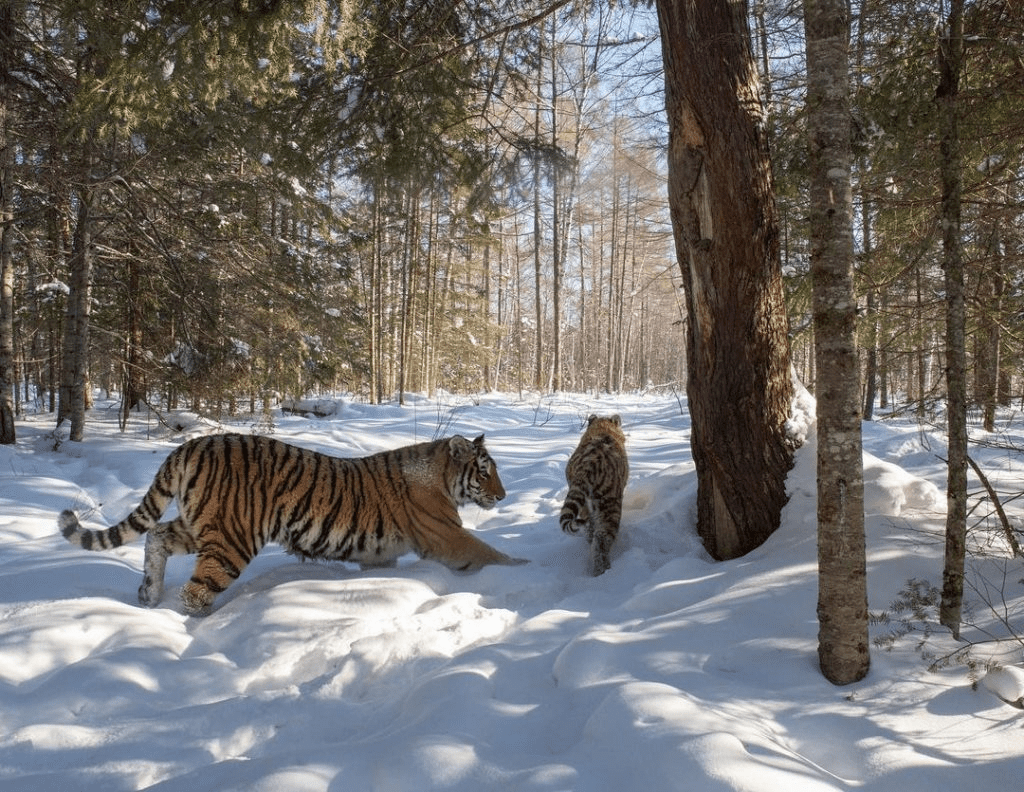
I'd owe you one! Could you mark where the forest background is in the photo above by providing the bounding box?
[0,0,1022,435]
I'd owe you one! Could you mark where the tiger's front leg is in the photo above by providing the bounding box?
[181,552,236,614]
[180,538,252,615]
[416,509,527,571]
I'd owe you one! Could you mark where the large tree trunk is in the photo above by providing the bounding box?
[938,0,968,637]
[655,0,794,560]
[0,0,16,444]
[805,0,870,686]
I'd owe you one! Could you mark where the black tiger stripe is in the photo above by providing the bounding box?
[219,517,255,568]
[286,463,320,530]
[188,441,220,519]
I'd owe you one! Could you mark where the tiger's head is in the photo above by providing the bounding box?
[583,414,624,442]
[448,434,506,509]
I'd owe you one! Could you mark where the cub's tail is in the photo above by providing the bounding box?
[559,488,591,534]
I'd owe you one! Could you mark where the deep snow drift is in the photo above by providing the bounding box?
[0,389,1021,791]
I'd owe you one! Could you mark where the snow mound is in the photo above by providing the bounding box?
[863,453,943,516]
[982,666,1024,709]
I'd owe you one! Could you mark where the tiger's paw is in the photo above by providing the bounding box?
[179,582,216,616]
[589,553,611,577]
[138,576,164,608]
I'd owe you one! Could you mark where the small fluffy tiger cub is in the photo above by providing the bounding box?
[560,414,629,576]
[60,433,524,614]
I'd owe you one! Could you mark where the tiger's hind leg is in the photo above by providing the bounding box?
[588,505,622,577]
[139,518,197,607]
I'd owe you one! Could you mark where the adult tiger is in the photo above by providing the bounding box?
[59,432,525,614]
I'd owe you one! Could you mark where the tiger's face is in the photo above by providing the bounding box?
[450,435,506,509]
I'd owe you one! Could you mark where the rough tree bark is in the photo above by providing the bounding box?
[937,0,968,638]
[0,0,16,444]
[805,0,870,685]
[655,0,794,560]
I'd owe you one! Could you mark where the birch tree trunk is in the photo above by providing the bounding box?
[937,0,968,637]
[805,0,870,685]
[655,0,794,560]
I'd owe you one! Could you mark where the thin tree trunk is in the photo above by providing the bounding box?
[57,187,94,441]
[861,196,877,420]
[397,189,419,404]
[857,0,876,424]
[977,220,1002,433]
[367,180,383,404]
[879,287,889,409]
[120,252,145,431]
[805,0,870,685]
[421,193,438,394]
[483,238,492,391]
[549,15,562,392]
[655,0,794,560]
[605,162,618,393]
[863,288,877,420]
[533,49,544,392]
[938,0,968,638]
[915,267,926,417]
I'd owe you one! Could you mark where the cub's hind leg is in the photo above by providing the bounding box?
[139,518,197,607]
[588,505,622,577]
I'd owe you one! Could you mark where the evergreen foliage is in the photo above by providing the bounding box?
[2,0,673,422]
[2,0,1023,440]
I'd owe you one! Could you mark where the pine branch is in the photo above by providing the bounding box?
[390,0,576,78]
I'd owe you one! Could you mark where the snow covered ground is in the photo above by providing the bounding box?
[0,388,1021,791]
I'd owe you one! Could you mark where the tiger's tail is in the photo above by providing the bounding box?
[559,487,591,534]
[60,451,179,551]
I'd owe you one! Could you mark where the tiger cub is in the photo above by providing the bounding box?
[60,433,525,614]
[560,414,629,576]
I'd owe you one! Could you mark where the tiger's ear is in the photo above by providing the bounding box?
[448,435,475,461]
[587,414,598,425]
[610,415,621,426]
[472,434,485,447]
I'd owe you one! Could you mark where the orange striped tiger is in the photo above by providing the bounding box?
[560,414,629,576]
[59,432,525,614]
